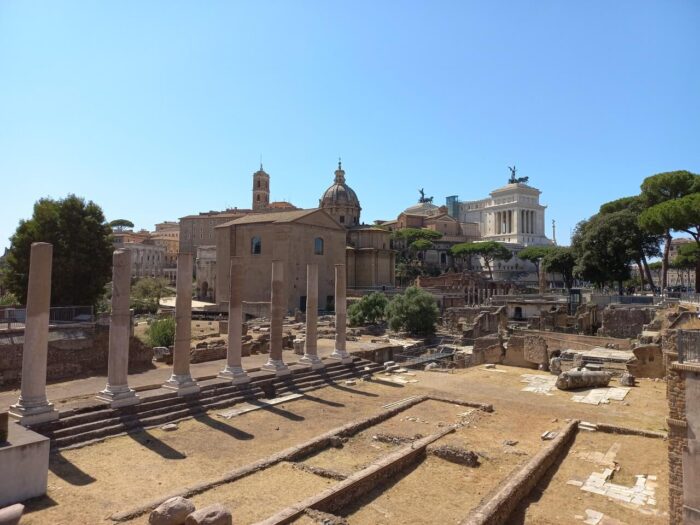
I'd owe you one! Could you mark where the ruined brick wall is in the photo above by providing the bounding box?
[0,324,153,386]
[520,330,632,353]
[598,306,656,339]
[523,335,548,367]
[667,364,687,525]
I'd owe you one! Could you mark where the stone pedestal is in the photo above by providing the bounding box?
[262,260,290,376]
[0,421,49,506]
[163,253,200,396]
[9,243,58,426]
[300,264,323,369]
[329,264,352,364]
[219,257,249,384]
[97,250,139,407]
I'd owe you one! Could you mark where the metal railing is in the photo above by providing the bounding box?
[0,306,94,329]
[677,330,700,364]
[678,293,700,305]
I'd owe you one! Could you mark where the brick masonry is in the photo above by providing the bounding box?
[0,324,153,386]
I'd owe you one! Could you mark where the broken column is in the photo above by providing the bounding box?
[97,249,139,407]
[9,242,59,425]
[300,263,323,369]
[262,260,290,375]
[219,257,249,383]
[163,253,200,396]
[555,370,612,390]
[330,264,352,363]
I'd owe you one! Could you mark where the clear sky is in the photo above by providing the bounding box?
[1,1,698,252]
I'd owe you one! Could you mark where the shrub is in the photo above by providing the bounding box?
[385,286,439,334]
[348,292,388,326]
[147,316,175,347]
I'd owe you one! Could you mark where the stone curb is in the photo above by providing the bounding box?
[253,426,457,525]
[109,394,428,522]
[461,419,579,525]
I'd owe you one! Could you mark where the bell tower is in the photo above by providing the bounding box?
[252,163,270,211]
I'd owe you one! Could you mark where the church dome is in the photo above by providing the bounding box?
[319,160,361,227]
[320,162,360,208]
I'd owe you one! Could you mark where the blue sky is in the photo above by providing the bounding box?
[1,1,698,251]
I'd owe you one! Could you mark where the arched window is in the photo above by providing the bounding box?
[251,236,261,255]
[440,253,447,265]
[257,194,260,201]
[257,180,261,188]
[314,237,324,255]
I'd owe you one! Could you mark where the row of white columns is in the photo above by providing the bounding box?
[10,244,351,425]
[521,209,536,234]
[494,209,538,235]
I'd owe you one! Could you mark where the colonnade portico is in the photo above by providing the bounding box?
[10,250,349,426]
[494,209,538,235]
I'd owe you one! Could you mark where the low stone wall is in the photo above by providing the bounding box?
[599,306,656,339]
[518,330,632,352]
[462,420,579,525]
[0,324,153,386]
[501,336,537,369]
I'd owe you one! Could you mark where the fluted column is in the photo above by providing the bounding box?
[262,260,290,375]
[330,264,351,363]
[300,264,323,369]
[219,256,249,383]
[97,249,139,407]
[10,243,59,425]
[163,253,200,396]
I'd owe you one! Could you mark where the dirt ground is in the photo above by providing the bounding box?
[20,364,669,524]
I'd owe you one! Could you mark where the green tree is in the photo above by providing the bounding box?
[517,245,556,283]
[385,286,439,334]
[600,196,661,290]
[542,247,576,290]
[638,170,700,290]
[3,195,113,306]
[450,241,512,279]
[108,219,135,232]
[348,292,389,326]
[572,211,650,293]
[131,277,170,314]
[640,191,700,291]
[673,242,700,291]
[0,292,19,306]
[147,316,175,347]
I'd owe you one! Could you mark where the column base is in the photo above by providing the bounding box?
[8,400,59,426]
[218,366,251,384]
[299,354,325,370]
[328,349,353,364]
[162,374,200,396]
[261,359,291,376]
[96,386,140,408]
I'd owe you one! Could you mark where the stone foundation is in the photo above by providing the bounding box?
[0,324,153,386]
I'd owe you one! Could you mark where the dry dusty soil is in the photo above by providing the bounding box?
[20,365,669,524]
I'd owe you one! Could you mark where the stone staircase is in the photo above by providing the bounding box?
[31,357,383,450]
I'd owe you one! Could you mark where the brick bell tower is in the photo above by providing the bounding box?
[252,163,270,211]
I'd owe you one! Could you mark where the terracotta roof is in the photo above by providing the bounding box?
[216,208,324,228]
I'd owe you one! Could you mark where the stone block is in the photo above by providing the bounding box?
[524,336,548,365]
[149,496,195,525]
[0,423,49,507]
[184,504,232,525]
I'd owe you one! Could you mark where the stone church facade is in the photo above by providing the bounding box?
[207,161,395,310]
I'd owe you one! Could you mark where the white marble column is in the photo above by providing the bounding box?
[262,260,290,375]
[330,264,351,363]
[219,256,249,383]
[300,264,323,369]
[97,249,139,407]
[10,242,59,425]
[163,253,200,395]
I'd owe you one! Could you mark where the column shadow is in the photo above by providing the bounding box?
[317,375,379,397]
[245,398,305,421]
[49,452,97,486]
[193,413,255,440]
[125,428,187,460]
